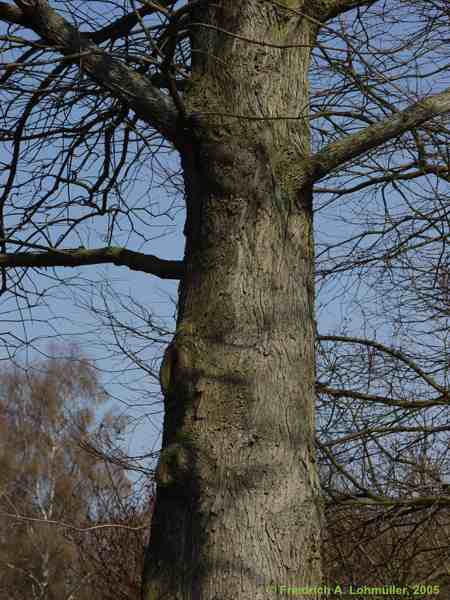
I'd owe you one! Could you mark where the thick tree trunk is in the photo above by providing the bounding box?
[143,3,322,598]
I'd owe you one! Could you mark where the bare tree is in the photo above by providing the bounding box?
[0,1,449,598]
[73,484,153,600]
[0,347,114,598]
[0,346,153,600]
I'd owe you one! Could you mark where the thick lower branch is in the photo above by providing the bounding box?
[0,246,183,279]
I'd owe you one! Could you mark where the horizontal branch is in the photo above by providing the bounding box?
[0,511,146,532]
[320,424,450,449]
[0,246,184,279]
[308,88,450,182]
[325,493,450,508]
[0,1,179,143]
[317,384,448,410]
[319,440,450,508]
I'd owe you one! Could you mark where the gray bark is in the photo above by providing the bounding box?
[142,3,322,598]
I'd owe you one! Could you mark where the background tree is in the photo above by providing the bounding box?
[0,346,149,600]
[0,1,449,599]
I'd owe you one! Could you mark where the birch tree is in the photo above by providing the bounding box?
[0,347,112,599]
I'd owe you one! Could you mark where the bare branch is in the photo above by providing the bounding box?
[318,334,449,396]
[0,511,146,532]
[317,0,379,21]
[0,1,179,142]
[317,384,449,410]
[0,1,25,25]
[0,247,184,279]
[308,88,450,182]
[87,1,174,44]
[327,494,450,508]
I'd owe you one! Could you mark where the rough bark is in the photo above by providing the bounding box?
[142,3,322,599]
[0,246,183,279]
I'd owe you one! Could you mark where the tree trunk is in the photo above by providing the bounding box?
[143,3,322,598]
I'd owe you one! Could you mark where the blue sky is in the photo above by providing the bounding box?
[0,0,448,477]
